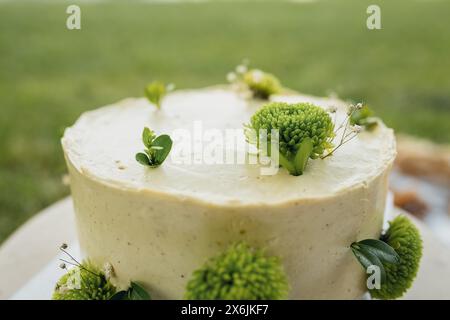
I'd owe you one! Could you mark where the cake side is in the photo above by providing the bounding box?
[65,151,392,299]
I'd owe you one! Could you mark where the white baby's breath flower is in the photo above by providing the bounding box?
[166,83,176,92]
[226,72,237,83]
[351,125,363,133]
[250,70,264,83]
[57,284,70,293]
[347,104,356,115]
[103,262,115,280]
[327,106,337,113]
[236,64,247,74]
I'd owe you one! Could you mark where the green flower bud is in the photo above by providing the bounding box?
[243,69,282,99]
[185,242,289,300]
[370,216,423,299]
[246,102,334,175]
[53,261,117,300]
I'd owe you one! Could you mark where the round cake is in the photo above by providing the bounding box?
[61,86,396,299]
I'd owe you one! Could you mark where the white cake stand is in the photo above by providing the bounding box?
[1,196,450,300]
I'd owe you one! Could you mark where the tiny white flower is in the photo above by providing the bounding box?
[226,72,237,83]
[103,262,115,279]
[347,104,355,115]
[166,83,175,92]
[356,103,363,110]
[327,106,337,113]
[352,125,363,133]
[251,70,264,83]
[58,285,70,293]
[236,64,247,74]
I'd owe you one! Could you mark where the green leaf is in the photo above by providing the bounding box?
[278,153,297,176]
[144,81,166,109]
[293,137,313,175]
[360,117,378,130]
[350,105,378,130]
[151,134,173,165]
[357,239,400,264]
[142,127,155,148]
[109,290,129,300]
[135,153,150,166]
[351,244,386,284]
[129,282,151,300]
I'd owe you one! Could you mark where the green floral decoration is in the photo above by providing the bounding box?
[350,104,378,130]
[245,102,335,176]
[135,127,173,167]
[243,69,282,99]
[53,261,117,300]
[370,215,423,299]
[144,81,175,109]
[185,242,289,300]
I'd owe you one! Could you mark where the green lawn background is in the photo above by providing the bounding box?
[1,0,449,243]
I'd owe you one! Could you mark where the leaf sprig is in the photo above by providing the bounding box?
[135,127,172,167]
[110,281,151,300]
[144,81,175,109]
[350,239,400,284]
[350,104,378,130]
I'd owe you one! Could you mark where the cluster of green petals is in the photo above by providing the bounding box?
[247,102,334,175]
[185,242,289,300]
[370,215,423,299]
[52,261,117,300]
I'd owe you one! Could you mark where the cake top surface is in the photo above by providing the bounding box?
[62,86,396,206]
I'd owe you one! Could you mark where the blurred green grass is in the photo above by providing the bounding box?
[0,0,449,243]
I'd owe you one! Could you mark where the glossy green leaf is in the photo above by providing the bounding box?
[351,243,386,284]
[151,134,173,165]
[135,153,150,166]
[129,282,151,300]
[293,137,313,175]
[350,105,378,131]
[142,127,155,148]
[109,290,129,300]
[357,239,400,264]
[278,153,296,176]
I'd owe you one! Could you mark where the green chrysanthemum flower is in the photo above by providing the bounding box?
[370,216,423,299]
[185,242,289,300]
[243,69,282,99]
[246,102,335,176]
[53,261,117,300]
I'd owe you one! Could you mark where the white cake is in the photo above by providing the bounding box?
[61,86,396,299]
